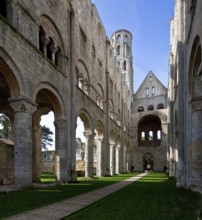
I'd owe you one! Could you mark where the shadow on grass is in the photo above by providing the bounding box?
[0,172,140,219]
[65,173,202,220]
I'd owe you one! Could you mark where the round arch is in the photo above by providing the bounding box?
[138,115,162,147]
[34,83,64,118]
[188,35,202,97]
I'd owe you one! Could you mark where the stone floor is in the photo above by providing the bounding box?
[4,173,147,220]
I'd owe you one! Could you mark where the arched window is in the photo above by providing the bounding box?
[157,103,164,109]
[146,88,149,96]
[157,130,161,140]
[138,106,144,112]
[39,26,46,54]
[141,131,145,141]
[124,34,128,43]
[123,60,127,70]
[148,105,154,111]
[117,34,121,43]
[47,38,54,61]
[152,86,155,95]
[149,131,153,141]
[117,45,120,56]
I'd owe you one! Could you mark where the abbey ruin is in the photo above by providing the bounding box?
[0,0,201,193]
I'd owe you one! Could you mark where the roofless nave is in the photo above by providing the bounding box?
[0,0,201,193]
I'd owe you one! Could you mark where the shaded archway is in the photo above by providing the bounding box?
[76,110,94,178]
[33,87,66,183]
[138,115,162,147]
[144,153,154,171]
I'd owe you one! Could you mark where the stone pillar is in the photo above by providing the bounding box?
[110,144,115,176]
[84,130,95,178]
[191,109,202,190]
[40,36,50,56]
[32,122,42,183]
[9,97,37,188]
[54,119,67,183]
[115,145,120,174]
[97,138,104,177]
[50,46,58,64]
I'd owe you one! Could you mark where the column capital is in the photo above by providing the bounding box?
[54,119,66,128]
[9,96,37,114]
[83,129,96,138]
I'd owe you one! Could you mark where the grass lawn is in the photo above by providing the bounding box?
[0,172,138,219]
[65,173,202,220]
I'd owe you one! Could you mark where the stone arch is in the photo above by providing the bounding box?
[38,15,65,51]
[34,83,64,118]
[188,35,202,97]
[76,109,92,131]
[157,103,164,109]
[0,49,24,97]
[188,37,202,190]
[138,115,162,147]
[32,84,65,183]
[38,15,65,70]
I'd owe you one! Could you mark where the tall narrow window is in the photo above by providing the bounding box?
[117,45,120,56]
[141,132,145,141]
[117,34,121,43]
[149,131,153,141]
[152,86,155,95]
[157,130,161,140]
[146,88,149,96]
[123,60,127,70]
[39,26,46,54]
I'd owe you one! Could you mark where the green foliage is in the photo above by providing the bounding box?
[0,114,10,138]
[41,125,53,150]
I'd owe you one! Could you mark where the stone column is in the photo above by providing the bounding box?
[32,122,42,183]
[110,144,115,176]
[40,36,50,56]
[9,97,37,188]
[50,46,58,64]
[97,138,104,177]
[191,109,202,190]
[115,145,120,174]
[84,130,95,178]
[54,119,67,183]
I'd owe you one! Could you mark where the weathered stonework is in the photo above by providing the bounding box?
[168,0,202,193]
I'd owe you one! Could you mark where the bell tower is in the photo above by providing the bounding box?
[110,29,134,92]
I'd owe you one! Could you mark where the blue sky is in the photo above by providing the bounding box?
[91,0,174,91]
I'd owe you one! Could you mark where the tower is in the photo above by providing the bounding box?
[110,29,134,92]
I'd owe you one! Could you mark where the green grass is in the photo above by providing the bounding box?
[40,172,56,183]
[0,172,138,219]
[65,173,202,220]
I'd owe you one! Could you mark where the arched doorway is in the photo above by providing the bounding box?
[143,153,154,171]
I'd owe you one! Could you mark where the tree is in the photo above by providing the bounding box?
[41,125,53,150]
[0,114,10,138]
